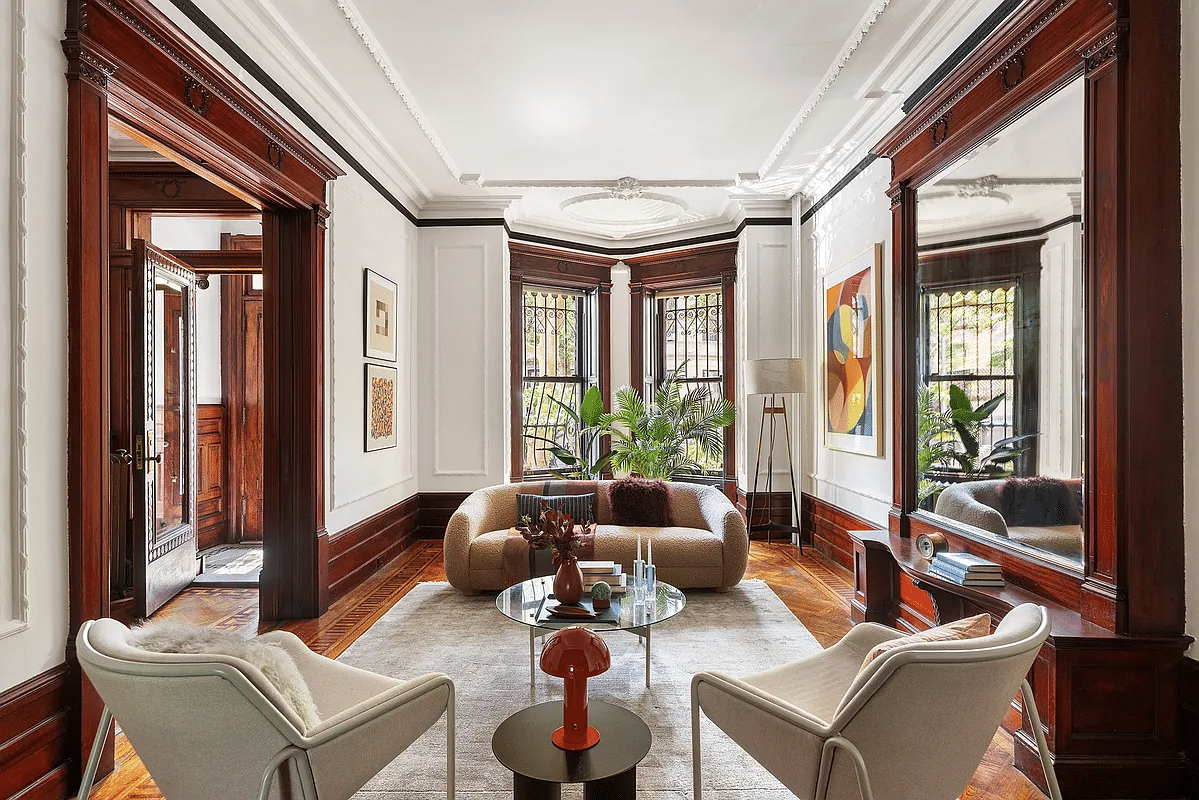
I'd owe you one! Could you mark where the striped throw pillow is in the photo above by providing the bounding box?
[517,493,596,525]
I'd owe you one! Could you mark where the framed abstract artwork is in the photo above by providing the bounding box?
[364,363,398,452]
[364,268,398,361]
[823,243,883,456]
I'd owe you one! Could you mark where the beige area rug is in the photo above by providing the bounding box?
[340,579,822,799]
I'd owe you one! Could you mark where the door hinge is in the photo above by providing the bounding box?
[242,405,247,426]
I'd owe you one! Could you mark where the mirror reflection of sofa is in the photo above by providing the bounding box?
[933,477,1084,562]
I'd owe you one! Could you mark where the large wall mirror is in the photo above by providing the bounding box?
[914,77,1085,570]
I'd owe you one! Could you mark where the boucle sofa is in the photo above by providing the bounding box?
[934,477,1083,561]
[444,480,748,594]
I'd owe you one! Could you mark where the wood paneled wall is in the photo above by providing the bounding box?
[196,404,226,551]
[327,496,420,602]
[0,666,72,800]
[800,493,874,572]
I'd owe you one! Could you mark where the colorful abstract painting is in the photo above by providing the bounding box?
[364,268,398,361]
[365,363,398,451]
[823,244,883,456]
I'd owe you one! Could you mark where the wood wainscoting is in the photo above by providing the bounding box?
[327,496,421,602]
[416,492,471,539]
[196,404,227,551]
[1183,656,1199,796]
[0,665,72,800]
[800,493,876,572]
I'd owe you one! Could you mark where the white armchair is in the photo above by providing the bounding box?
[75,618,455,800]
[691,603,1060,800]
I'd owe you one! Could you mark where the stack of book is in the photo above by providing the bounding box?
[579,560,627,594]
[929,551,1004,587]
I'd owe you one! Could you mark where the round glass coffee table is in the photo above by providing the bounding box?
[496,574,686,691]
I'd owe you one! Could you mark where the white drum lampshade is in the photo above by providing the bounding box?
[744,358,805,396]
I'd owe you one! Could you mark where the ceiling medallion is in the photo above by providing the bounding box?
[610,177,644,201]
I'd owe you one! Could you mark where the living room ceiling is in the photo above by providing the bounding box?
[166,0,1010,243]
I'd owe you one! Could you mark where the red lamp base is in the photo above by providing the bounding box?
[552,725,601,750]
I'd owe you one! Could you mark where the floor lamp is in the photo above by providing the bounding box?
[744,358,805,550]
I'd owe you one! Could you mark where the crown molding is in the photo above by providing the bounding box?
[332,0,460,180]
[733,195,793,218]
[418,196,519,220]
[197,0,433,206]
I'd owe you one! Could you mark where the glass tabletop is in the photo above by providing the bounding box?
[496,574,686,631]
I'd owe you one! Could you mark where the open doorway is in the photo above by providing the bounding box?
[108,122,267,613]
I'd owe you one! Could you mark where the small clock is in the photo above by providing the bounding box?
[916,532,948,561]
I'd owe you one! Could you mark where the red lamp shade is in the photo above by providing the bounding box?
[539,626,610,750]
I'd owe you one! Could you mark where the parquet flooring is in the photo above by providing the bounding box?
[76,540,1044,800]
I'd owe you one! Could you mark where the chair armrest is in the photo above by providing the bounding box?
[301,673,453,746]
[692,671,831,735]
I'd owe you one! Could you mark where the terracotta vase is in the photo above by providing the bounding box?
[553,557,584,605]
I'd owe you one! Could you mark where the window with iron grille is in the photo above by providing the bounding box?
[921,281,1017,462]
[520,285,596,476]
[653,287,725,477]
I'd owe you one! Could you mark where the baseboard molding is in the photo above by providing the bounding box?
[801,493,878,571]
[0,665,72,800]
[735,489,798,542]
[1182,655,1199,796]
[327,495,420,601]
[417,492,470,539]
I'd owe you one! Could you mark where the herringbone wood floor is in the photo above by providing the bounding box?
[77,540,1045,800]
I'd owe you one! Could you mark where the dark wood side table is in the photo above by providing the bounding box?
[492,700,651,800]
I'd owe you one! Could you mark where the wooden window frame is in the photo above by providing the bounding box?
[508,243,613,482]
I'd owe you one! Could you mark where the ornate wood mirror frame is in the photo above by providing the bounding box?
[864,0,1190,794]
[64,0,342,780]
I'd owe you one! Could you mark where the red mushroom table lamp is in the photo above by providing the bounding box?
[539,626,611,750]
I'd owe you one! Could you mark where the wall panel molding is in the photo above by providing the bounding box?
[432,244,489,476]
[1,0,29,640]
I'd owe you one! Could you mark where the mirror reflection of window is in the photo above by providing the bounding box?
[915,76,1085,570]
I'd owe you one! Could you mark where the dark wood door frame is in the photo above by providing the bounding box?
[64,0,342,783]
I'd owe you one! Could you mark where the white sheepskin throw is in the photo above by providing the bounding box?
[129,621,320,730]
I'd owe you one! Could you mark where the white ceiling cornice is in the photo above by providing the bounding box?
[332,0,461,180]
[759,0,896,177]
[419,196,520,220]
[206,0,434,206]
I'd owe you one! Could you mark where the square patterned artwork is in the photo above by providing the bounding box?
[364,267,398,361]
[364,363,398,451]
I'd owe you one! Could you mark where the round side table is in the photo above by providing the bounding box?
[492,700,651,800]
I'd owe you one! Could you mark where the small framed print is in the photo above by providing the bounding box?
[823,243,884,456]
[364,268,398,361]
[364,363,398,452]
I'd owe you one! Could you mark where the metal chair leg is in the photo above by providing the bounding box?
[1021,679,1062,800]
[77,706,113,799]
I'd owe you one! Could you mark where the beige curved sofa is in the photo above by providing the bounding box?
[934,478,1083,561]
[444,480,748,594]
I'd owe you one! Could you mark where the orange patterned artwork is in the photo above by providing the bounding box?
[365,363,398,451]
[824,244,882,456]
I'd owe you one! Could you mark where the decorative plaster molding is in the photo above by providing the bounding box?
[1,0,29,640]
[332,0,460,179]
[481,177,735,190]
[419,196,519,219]
[761,0,895,175]
[432,244,490,476]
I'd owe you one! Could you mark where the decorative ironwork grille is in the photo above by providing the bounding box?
[656,289,724,475]
[521,287,589,474]
[922,283,1016,456]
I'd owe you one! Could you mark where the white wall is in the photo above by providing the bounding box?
[1181,6,1198,659]
[802,158,894,526]
[325,173,420,533]
[417,226,511,491]
[0,0,69,691]
[736,222,799,502]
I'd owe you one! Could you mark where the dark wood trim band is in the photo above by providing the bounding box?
[416,492,472,540]
[1182,656,1199,796]
[0,665,72,800]
[327,495,421,602]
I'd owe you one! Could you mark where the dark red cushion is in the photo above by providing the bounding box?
[998,476,1083,526]
[607,477,673,527]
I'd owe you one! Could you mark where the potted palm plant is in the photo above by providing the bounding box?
[523,385,612,480]
[599,372,735,480]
